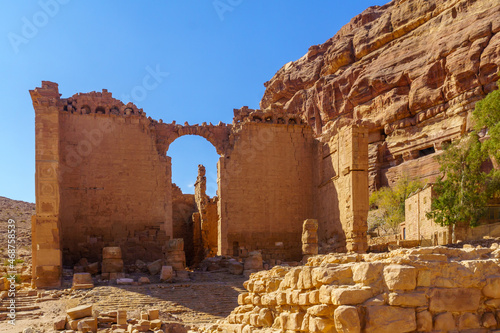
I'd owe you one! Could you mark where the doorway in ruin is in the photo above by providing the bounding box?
[167,135,220,265]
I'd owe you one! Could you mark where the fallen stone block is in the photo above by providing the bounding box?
[101,258,124,273]
[117,310,127,325]
[102,246,122,259]
[148,259,163,275]
[160,266,173,282]
[67,304,92,320]
[138,276,150,284]
[150,319,162,330]
[77,317,97,333]
[228,260,244,275]
[72,273,94,290]
[85,262,99,275]
[116,278,134,285]
[148,309,159,320]
[244,251,263,271]
[53,316,66,330]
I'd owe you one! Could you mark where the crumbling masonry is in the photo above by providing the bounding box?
[30,81,369,288]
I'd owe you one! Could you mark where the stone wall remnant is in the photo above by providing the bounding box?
[30,82,370,287]
[101,246,124,280]
[212,245,500,332]
[302,219,319,257]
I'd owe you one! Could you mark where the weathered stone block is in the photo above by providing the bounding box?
[77,317,97,333]
[483,276,500,298]
[429,288,481,312]
[244,251,263,270]
[284,312,304,331]
[228,260,244,275]
[319,285,334,304]
[307,304,335,317]
[150,319,162,330]
[165,238,184,252]
[160,266,173,282]
[67,304,93,320]
[312,265,353,287]
[309,316,336,333]
[482,312,497,329]
[258,308,273,327]
[331,287,372,305]
[101,259,124,273]
[458,312,480,330]
[383,264,417,291]
[54,316,66,330]
[334,305,360,333]
[117,310,127,325]
[102,247,122,259]
[434,312,456,332]
[352,262,384,285]
[365,306,416,333]
[388,292,427,307]
[147,259,163,275]
[72,273,93,290]
[116,278,134,285]
[416,310,432,332]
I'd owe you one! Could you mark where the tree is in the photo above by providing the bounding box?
[427,80,500,234]
[426,133,489,230]
[473,80,500,163]
[368,175,423,234]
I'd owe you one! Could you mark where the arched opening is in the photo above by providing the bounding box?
[167,135,220,265]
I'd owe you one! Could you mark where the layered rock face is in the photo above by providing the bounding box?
[212,245,500,332]
[260,0,500,189]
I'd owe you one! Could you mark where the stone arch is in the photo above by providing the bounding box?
[154,122,232,157]
[165,127,225,264]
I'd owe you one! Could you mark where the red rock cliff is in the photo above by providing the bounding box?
[260,0,500,190]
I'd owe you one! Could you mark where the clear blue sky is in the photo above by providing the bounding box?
[0,0,387,202]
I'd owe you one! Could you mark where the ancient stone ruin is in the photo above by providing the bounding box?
[30,83,369,288]
[25,0,500,331]
[217,246,500,332]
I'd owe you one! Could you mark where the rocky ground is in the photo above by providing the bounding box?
[0,197,34,286]
[2,196,500,333]
[0,197,250,333]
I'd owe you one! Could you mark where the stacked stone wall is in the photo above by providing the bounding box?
[215,245,500,332]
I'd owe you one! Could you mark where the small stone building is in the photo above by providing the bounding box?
[402,184,500,245]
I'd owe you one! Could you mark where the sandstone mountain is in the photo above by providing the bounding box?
[260,0,500,190]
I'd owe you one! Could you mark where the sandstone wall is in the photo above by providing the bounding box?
[218,122,315,261]
[194,165,219,258]
[58,108,171,265]
[215,245,500,332]
[314,122,369,253]
[171,184,197,265]
[259,0,500,191]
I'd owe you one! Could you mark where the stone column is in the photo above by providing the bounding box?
[164,238,188,280]
[339,125,369,253]
[302,219,319,258]
[30,81,63,288]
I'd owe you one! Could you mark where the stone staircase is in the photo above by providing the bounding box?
[0,290,42,322]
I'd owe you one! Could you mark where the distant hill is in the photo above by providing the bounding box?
[0,196,35,276]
